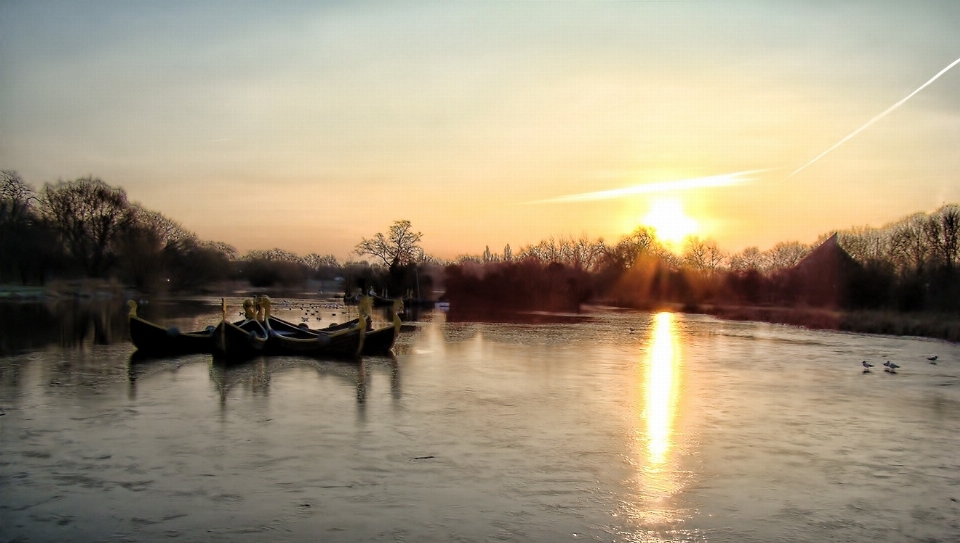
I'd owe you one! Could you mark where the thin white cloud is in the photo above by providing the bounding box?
[528,169,769,204]
[790,56,960,178]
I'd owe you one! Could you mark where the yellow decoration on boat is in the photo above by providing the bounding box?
[242,299,257,321]
[259,295,272,321]
[392,298,404,332]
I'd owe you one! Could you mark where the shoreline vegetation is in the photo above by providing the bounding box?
[699,304,960,343]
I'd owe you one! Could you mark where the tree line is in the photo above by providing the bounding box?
[0,172,352,291]
[2,170,957,314]
[444,204,960,315]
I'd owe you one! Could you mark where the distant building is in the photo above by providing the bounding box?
[788,233,861,308]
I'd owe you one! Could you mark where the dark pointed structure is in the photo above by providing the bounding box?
[788,233,861,308]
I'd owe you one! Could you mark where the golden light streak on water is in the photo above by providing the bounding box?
[646,312,678,466]
[625,311,685,533]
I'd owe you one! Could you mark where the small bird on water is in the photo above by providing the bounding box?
[862,361,874,370]
[884,361,900,373]
[928,355,938,363]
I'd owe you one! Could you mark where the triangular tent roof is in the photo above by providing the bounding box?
[794,233,859,274]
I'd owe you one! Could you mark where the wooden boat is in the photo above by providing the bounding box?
[358,298,403,356]
[321,317,361,331]
[212,299,269,361]
[127,300,214,356]
[259,296,366,359]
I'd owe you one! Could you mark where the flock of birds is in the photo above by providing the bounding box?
[238,299,350,323]
[861,355,938,374]
[278,301,349,323]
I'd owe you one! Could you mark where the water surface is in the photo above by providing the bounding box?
[1,303,958,542]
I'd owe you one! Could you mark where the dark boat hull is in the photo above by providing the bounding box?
[129,316,214,356]
[265,316,364,359]
[213,319,268,361]
[360,323,399,356]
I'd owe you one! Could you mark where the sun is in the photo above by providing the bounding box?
[641,198,698,246]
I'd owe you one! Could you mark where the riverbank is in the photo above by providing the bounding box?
[0,280,346,302]
[4,282,958,343]
[0,280,132,301]
[698,304,960,343]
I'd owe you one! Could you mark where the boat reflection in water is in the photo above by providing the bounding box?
[208,358,272,407]
[628,311,685,531]
[202,356,399,409]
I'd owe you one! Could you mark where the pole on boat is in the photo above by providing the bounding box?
[219,297,227,354]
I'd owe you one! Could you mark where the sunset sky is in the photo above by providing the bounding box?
[1,1,958,260]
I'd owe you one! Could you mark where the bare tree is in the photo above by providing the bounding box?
[0,171,33,225]
[115,206,195,289]
[455,254,483,264]
[39,176,133,277]
[616,226,658,265]
[482,245,495,263]
[833,225,891,266]
[926,204,960,271]
[765,241,810,271]
[0,171,34,250]
[729,246,770,272]
[889,213,930,275]
[303,253,340,270]
[683,236,727,275]
[355,220,424,268]
[165,238,234,291]
[0,171,43,282]
[244,248,304,263]
[418,253,449,266]
[203,241,238,261]
[568,236,606,271]
[519,236,563,263]
[133,206,193,247]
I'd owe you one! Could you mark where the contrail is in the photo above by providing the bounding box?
[528,169,769,204]
[790,56,960,178]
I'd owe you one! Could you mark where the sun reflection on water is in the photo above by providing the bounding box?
[626,311,685,532]
[647,312,678,467]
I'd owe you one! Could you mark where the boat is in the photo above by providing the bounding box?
[212,299,269,361]
[319,317,361,332]
[359,298,403,356]
[259,296,366,359]
[127,300,214,356]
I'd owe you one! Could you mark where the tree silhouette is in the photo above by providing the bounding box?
[39,176,132,278]
[926,204,960,272]
[355,220,424,269]
[0,172,33,268]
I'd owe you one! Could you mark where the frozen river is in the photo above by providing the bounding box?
[1,303,959,542]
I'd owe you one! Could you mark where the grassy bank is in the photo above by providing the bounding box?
[699,304,960,343]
